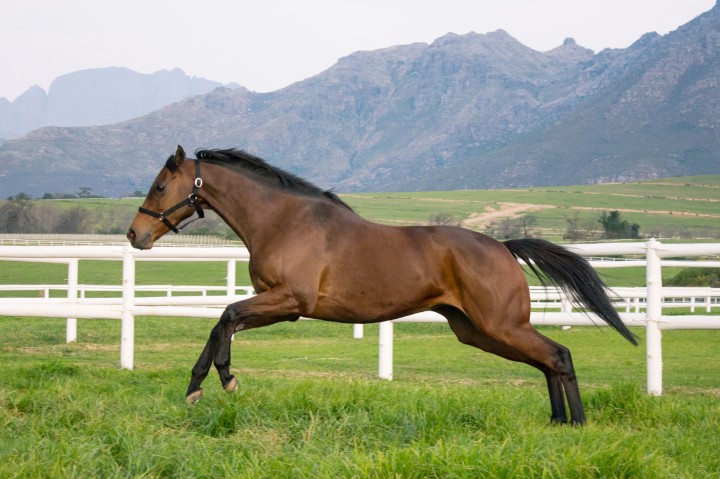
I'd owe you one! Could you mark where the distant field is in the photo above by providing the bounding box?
[17,174,720,240]
[343,175,720,240]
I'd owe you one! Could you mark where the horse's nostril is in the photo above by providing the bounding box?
[127,229,136,241]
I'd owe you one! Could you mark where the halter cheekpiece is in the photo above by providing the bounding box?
[137,157,205,233]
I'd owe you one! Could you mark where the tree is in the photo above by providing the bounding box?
[598,211,641,239]
[77,187,93,198]
[485,215,538,240]
[564,213,583,241]
[54,206,92,233]
[428,212,461,227]
[0,195,42,232]
[518,214,538,238]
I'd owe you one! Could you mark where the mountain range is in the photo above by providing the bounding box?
[1,3,719,197]
[0,67,237,139]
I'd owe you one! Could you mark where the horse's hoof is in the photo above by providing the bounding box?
[224,376,238,393]
[186,389,203,406]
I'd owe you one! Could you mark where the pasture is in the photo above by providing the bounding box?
[344,175,720,240]
[1,259,720,477]
[29,174,720,240]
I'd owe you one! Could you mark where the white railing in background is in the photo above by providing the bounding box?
[0,233,243,247]
[1,239,719,395]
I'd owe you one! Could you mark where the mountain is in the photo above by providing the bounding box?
[1,3,719,197]
[0,67,237,139]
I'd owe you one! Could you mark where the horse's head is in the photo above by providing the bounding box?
[127,145,204,249]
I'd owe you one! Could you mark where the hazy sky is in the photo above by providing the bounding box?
[1,0,715,101]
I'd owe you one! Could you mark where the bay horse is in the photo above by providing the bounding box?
[127,145,637,424]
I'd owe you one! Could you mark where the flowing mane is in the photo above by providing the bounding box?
[195,148,353,211]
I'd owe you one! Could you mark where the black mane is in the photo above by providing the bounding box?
[194,148,352,210]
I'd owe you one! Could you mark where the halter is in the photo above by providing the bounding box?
[137,158,205,234]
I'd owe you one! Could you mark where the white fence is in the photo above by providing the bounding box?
[1,239,719,395]
[0,233,243,247]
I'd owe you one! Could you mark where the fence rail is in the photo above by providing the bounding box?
[0,233,244,247]
[1,239,719,395]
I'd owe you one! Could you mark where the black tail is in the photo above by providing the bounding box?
[504,238,638,346]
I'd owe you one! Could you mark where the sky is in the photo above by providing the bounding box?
[1,0,716,102]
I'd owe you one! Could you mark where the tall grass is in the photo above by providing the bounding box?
[1,316,719,478]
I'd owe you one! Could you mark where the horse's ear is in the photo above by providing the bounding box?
[174,145,187,167]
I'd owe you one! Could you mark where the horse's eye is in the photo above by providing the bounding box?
[156,183,166,193]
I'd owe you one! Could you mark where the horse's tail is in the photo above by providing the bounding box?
[504,238,638,345]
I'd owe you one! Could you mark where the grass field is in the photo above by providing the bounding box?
[2,256,720,477]
[22,174,720,241]
[343,175,720,240]
[1,318,719,478]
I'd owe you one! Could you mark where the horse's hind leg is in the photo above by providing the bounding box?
[438,306,572,423]
[495,323,585,424]
[540,335,584,424]
[543,369,567,423]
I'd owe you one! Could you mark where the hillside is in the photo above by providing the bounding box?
[1,3,719,197]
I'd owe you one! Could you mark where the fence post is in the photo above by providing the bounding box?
[227,259,236,342]
[378,321,393,380]
[66,258,78,343]
[226,259,236,296]
[353,324,364,339]
[121,245,135,370]
[645,238,663,396]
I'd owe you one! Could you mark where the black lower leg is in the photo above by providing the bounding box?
[544,370,568,423]
[556,349,585,425]
[214,327,235,389]
[186,324,221,397]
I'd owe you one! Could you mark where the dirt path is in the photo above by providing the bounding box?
[462,203,555,228]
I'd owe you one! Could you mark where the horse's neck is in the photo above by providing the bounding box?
[201,164,296,250]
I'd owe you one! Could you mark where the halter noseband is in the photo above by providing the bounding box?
[137,158,205,234]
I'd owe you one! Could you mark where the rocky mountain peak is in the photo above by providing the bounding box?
[0,68,233,139]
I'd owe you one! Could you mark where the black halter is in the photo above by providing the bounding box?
[137,158,205,234]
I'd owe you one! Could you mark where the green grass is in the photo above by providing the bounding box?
[1,317,719,478]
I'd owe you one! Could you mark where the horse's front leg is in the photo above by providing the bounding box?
[213,314,297,393]
[185,290,300,405]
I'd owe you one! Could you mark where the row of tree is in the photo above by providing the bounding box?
[0,195,235,237]
[0,195,93,234]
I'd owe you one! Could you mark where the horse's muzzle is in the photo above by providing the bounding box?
[126,228,152,250]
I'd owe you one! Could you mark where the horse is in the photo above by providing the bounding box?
[127,145,637,424]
